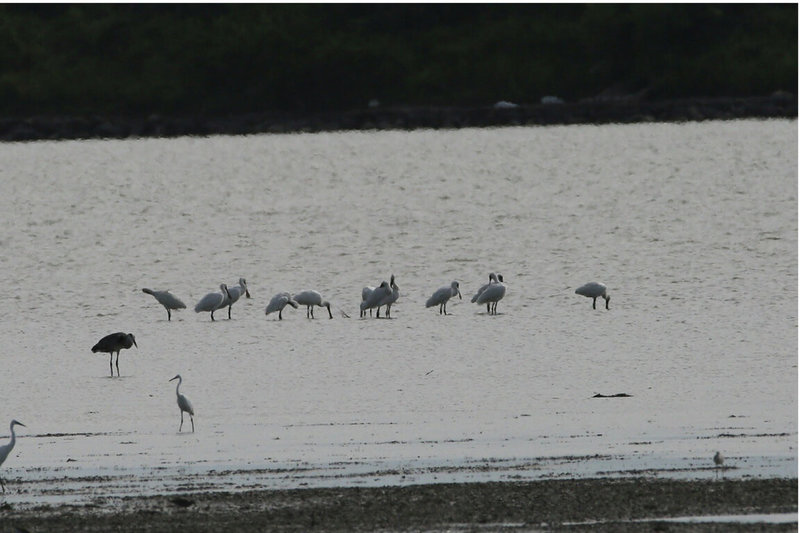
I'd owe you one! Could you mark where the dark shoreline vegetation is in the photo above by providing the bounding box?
[3,478,797,532]
[0,4,795,140]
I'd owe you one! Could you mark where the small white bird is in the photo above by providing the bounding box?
[471,273,503,313]
[293,290,333,319]
[223,278,251,319]
[426,280,462,315]
[265,292,299,320]
[378,274,400,318]
[0,419,26,492]
[575,282,610,310]
[169,374,194,433]
[476,276,506,315]
[360,280,391,318]
[142,288,186,321]
[194,284,232,321]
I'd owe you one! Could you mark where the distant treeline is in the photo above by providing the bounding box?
[0,4,796,117]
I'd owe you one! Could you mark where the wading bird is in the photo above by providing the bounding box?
[0,420,26,492]
[92,332,137,376]
[575,282,610,310]
[360,285,375,317]
[223,278,251,319]
[194,284,231,321]
[360,280,391,318]
[293,290,333,319]
[169,375,194,433]
[471,273,503,313]
[265,292,299,320]
[426,280,462,315]
[476,276,506,315]
[142,288,186,321]
[379,274,400,318]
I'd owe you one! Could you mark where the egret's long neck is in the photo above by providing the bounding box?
[175,379,182,396]
[8,423,16,448]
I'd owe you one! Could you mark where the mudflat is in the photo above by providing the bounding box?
[3,477,796,532]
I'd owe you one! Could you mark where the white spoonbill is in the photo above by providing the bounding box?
[0,419,25,492]
[360,280,391,318]
[265,292,299,320]
[575,282,610,310]
[426,280,461,315]
[378,274,400,318]
[223,278,251,319]
[476,276,506,315]
[142,288,186,321]
[360,285,374,317]
[293,290,333,319]
[169,375,194,433]
[91,332,137,376]
[194,284,231,321]
[471,273,503,313]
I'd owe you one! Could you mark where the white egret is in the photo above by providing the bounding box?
[91,332,137,376]
[293,290,333,319]
[426,280,462,315]
[169,375,194,433]
[194,284,231,321]
[476,276,506,315]
[360,280,391,318]
[0,419,26,492]
[575,282,610,310]
[378,274,400,318]
[265,292,299,320]
[223,278,251,319]
[142,288,186,321]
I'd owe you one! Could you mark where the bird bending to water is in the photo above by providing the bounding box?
[142,288,186,321]
[575,282,610,310]
[426,280,462,315]
[265,292,299,320]
[378,274,400,318]
[224,278,251,319]
[476,276,506,315]
[169,375,194,432]
[0,419,25,492]
[293,290,333,319]
[360,280,391,318]
[92,332,137,376]
[194,284,231,321]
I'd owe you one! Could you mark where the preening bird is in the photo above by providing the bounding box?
[142,288,186,321]
[476,276,506,315]
[265,292,299,320]
[426,280,462,315]
[92,332,137,376]
[360,280,391,318]
[0,419,26,492]
[575,282,610,310]
[378,274,400,318]
[169,375,194,433]
[293,290,333,319]
[223,278,251,319]
[194,284,231,321]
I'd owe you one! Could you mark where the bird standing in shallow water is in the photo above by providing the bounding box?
[265,292,299,320]
[142,288,186,321]
[293,290,333,319]
[0,419,26,492]
[476,276,506,315]
[92,332,137,376]
[194,284,231,321]
[224,278,251,319]
[170,375,195,432]
[471,273,502,313]
[575,282,610,310]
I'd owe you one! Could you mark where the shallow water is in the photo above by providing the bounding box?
[0,119,796,505]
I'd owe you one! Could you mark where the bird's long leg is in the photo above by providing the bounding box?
[115,352,120,376]
[211,310,216,321]
[592,297,597,310]
[228,305,232,320]
[190,415,194,433]
[179,412,184,432]
[167,308,172,321]
[0,476,5,492]
[486,303,490,314]
[278,309,283,320]
[386,305,391,318]
[311,306,315,319]
[109,354,114,376]
[376,306,381,318]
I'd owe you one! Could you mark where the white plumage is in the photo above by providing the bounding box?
[223,278,251,319]
[293,290,333,319]
[0,419,26,492]
[426,280,461,315]
[360,280,391,317]
[194,284,231,321]
[265,292,299,320]
[575,282,610,310]
[169,375,194,433]
[476,277,506,315]
[142,288,186,321]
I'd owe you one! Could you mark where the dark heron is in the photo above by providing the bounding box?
[92,332,137,376]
